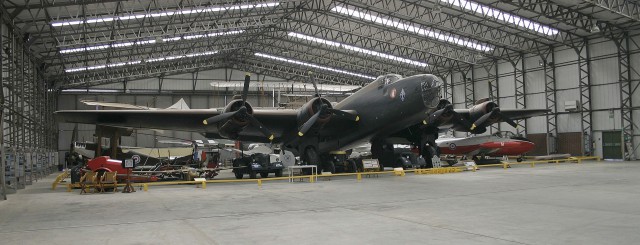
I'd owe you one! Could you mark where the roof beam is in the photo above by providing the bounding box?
[335,0,549,58]
[582,0,640,23]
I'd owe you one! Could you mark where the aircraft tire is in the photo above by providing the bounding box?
[326,161,336,174]
[260,172,269,178]
[234,171,243,179]
[423,146,436,169]
[517,157,523,162]
[346,159,357,173]
[304,147,322,172]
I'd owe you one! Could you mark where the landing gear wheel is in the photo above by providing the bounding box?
[234,171,243,179]
[303,147,322,172]
[260,172,269,178]
[274,169,283,177]
[346,159,357,173]
[517,157,523,162]
[249,170,257,179]
[325,161,336,174]
[422,146,436,169]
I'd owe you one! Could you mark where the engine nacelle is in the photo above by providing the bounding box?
[469,101,500,125]
[296,97,333,130]
[218,99,254,139]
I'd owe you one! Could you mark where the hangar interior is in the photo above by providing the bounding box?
[1,0,640,200]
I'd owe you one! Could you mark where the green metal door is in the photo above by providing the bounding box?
[602,131,623,159]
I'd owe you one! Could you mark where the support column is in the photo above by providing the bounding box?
[462,66,475,109]
[0,14,5,201]
[485,60,500,134]
[576,39,593,156]
[513,54,526,136]
[444,69,453,103]
[614,32,638,160]
[542,47,558,154]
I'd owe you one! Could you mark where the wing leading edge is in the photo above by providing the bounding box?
[54,109,299,142]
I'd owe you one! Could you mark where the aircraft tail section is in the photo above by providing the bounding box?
[167,98,190,110]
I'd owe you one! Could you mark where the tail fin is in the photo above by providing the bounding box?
[166,98,190,110]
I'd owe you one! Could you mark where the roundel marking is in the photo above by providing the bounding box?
[390,88,397,99]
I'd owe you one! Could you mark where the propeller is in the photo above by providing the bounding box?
[202,73,274,141]
[297,71,359,137]
[298,104,328,136]
[327,108,359,121]
[423,104,471,129]
[309,71,320,97]
[470,108,518,131]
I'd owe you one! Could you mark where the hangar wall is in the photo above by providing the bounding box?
[445,31,640,158]
[1,20,58,200]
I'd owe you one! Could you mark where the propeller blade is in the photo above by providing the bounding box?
[327,108,359,121]
[308,71,320,97]
[247,115,275,141]
[241,73,250,103]
[451,111,472,129]
[202,107,246,125]
[471,108,497,130]
[298,111,322,137]
[498,112,518,128]
[427,104,454,125]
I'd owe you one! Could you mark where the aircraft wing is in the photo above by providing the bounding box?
[453,108,550,122]
[54,109,299,142]
[81,100,153,110]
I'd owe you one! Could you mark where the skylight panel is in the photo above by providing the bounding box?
[65,51,218,73]
[59,30,243,54]
[331,6,493,52]
[255,53,376,80]
[288,32,428,67]
[51,2,279,27]
[440,0,558,36]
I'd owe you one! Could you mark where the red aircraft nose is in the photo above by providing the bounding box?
[492,140,535,156]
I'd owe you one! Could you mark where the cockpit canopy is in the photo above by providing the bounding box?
[374,74,403,87]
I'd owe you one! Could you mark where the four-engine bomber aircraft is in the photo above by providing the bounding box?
[55,73,549,172]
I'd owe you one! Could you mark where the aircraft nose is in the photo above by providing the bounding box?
[420,75,442,108]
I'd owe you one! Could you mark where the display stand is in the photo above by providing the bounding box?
[122,159,136,193]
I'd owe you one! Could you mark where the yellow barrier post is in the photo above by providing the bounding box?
[257,179,262,188]
[503,162,508,169]
[531,162,535,167]
[201,181,206,189]
[143,184,148,191]
[66,184,72,192]
[357,173,362,182]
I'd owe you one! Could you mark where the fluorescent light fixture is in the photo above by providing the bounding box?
[254,53,376,80]
[331,6,493,52]
[51,2,279,27]
[60,30,243,54]
[61,89,122,93]
[288,32,428,67]
[440,0,559,36]
[65,50,217,73]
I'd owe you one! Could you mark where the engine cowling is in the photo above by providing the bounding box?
[217,100,254,139]
[469,101,500,126]
[296,97,333,130]
[430,99,454,124]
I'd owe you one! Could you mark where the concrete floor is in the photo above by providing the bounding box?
[1,161,640,245]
